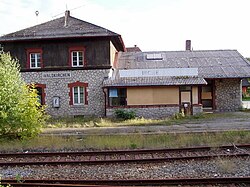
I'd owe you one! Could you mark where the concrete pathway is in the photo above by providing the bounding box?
[42,112,250,136]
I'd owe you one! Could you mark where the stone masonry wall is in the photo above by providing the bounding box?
[107,106,180,119]
[215,78,242,111]
[22,70,110,117]
[193,105,203,115]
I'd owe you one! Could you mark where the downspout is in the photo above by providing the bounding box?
[102,87,107,117]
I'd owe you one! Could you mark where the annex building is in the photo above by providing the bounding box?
[1,11,250,118]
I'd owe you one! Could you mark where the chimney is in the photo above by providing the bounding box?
[186,40,191,51]
[64,10,70,27]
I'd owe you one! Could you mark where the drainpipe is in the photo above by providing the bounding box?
[102,87,107,117]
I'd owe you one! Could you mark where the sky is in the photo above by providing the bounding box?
[1,0,250,57]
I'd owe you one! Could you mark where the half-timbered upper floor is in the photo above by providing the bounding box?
[0,11,125,71]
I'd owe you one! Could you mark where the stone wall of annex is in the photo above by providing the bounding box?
[22,69,110,117]
[107,106,180,119]
[215,78,242,111]
[107,104,202,119]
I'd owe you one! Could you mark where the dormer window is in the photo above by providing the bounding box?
[27,48,43,69]
[146,53,163,60]
[69,46,86,67]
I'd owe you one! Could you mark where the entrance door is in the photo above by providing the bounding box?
[201,80,214,110]
[180,86,193,115]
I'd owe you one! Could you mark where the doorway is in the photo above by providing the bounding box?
[200,80,214,110]
[179,86,193,115]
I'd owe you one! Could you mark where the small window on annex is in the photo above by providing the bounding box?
[109,88,127,106]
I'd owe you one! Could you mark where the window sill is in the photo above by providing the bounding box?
[70,104,86,108]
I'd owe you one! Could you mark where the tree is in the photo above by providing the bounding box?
[0,52,47,139]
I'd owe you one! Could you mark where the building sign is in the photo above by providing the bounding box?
[119,68,198,78]
[42,72,71,79]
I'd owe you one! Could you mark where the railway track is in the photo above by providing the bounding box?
[1,177,250,186]
[0,144,249,166]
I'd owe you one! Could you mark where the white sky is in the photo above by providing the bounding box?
[1,0,250,57]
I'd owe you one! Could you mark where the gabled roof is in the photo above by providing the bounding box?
[117,50,250,79]
[103,49,250,87]
[0,11,125,51]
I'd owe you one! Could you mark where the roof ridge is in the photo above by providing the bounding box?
[132,49,238,53]
[0,14,119,39]
[67,15,119,36]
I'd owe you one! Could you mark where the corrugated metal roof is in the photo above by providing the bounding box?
[116,50,250,78]
[103,76,207,87]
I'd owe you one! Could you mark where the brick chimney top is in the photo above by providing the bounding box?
[186,40,191,51]
[64,10,70,27]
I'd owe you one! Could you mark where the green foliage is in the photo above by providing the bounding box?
[173,112,185,120]
[114,109,136,120]
[130,143,137,149]
[0,52,48,139]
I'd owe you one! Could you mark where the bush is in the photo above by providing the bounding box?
[114,109,136,120]
[0,52,48,139]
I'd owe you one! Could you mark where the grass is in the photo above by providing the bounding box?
[0,131,249,152]
[1,112,249,152]
[215,157,236,173]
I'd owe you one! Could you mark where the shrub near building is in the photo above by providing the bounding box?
[0,52,47,139]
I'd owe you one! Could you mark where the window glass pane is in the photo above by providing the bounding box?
[73,61,77,66]
[109,88,118,97]
[120,88,127,97]
[109,88,127,106]
[31,61,36,67]
[74,95,78,104]
[78,52,83,65]
[80,93,84,103]
[80,87,84,93]
[37,53,41,59]
[73,87,78,104]
[37,61,41,67]
[180,86,191,91]
[80,87,84,103]
[71,51,84,67]
[30,54,35,59]
[78,51,83,57]
[202,86,212,92]
[73,87,78,94]
[35,87,42,104]
[30,53,41,68]
[79,59,83,65]
[72,52,77,57]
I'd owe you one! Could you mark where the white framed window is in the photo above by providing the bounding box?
[71,51,84,67]
[73,86,84,105]
[68,81,88,106]
[30,53,41,68]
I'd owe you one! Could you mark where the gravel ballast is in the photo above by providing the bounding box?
[1,157,249,180]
